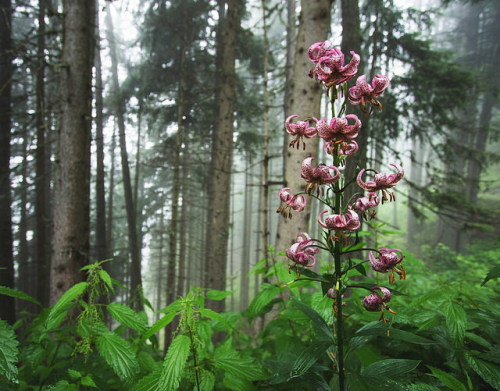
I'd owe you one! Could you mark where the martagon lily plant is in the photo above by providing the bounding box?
[277,40,406,390]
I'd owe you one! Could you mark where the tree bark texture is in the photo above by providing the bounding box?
[205,0,242,313]
[274,0,332,254]
[50,0,95,304]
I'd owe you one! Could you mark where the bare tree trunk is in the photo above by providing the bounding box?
[177,127,189,298]
[156,208,164,321]
[105,7,142,309]
[406,137,424,251]
[274,0,332,254]
[94,7,107,262]
[107,126,116,257]
[240,157,252,311]
[50,0,95,304]
[205,0,242,315]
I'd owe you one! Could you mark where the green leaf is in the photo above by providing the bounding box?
[0,286,41,307]
[141,312,176,342]
[198,369,215,391]
[98,269,114,293]
[158,300,183,314]
[81,375,97,387]
[68,369,82,379]
[214,344,266,381]
[46,282,88,329]
[247,284,281,319]
[290,340,332,378]
[355,321,435,345]
[481,264,500,286]
[107,302,148,333]
[158,334,191,390]
[96,331,139,382]
[199,308,233,330]
[0,320,19,383]
[362,359,420,380]
[354,262,367,276]
[465,352,500,390]
[206,289,234,301]
[297,268,331,283]
[444,300,466,347]
[131,370,161,391]
[292,297,333,340]
[427,365,466,391]
[405,384,441,391]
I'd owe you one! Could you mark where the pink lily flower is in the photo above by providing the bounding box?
[285,115,317,150]
[314,114,361,144]
[357,163,404,202]
[285,232,319,267]
[369,248,406,283]
[276,188,306,219]
[362,286,396,323]
[309,45,360,87]
[317,209,360,233]
[348,74,390,113]
[354,192,380,212]
[324,140,359,156]
[301,157,340,195]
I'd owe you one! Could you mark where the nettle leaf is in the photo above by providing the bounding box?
[426,365,466,391]
[444,301,466,347]
[46,282,88,329]
[96,331,139,382]
[81,375,97,388]
[199,308,233,330]
[98,269,114,293]
[141,312,176,342]
[0,285,41,307]
[107,302,148,333]
[290,340,333,378]
[158,334,191,390]
[214,345,266,381]
[481,264,500,286]
[0,320,19,383]
[362,358,420,380]
[465,352,500,390]
[198,369,215,391]
[131,369,161,391]
[292,297,333,340]
[206,289,234,301]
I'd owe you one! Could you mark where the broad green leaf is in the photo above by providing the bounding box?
[292,297,333,340]
[297,268,331,283]
[247,284,281,319]
[214,346,266,381]
[68,369,82,379]
[141,312,176,341]
[290,340,332,378]
[46,282,88,329]
[131,370,161,391]
[427,365,466,391]
[107,302,148,333]
[206,289,234,301]
[481,263,500,286]
[465,352,500,390]
[158,334,191,390]
[362,359,420,380]
[199,308,232,330]
[223,376,255,391]
[444,301,466,347]
[96,331,139,382]
[158,300,183,314]
[406,384,441,391]
[198,369,215,391]
[48,380,77,391]
[465,332,491,348]
[0,320,19,383]
[110,277,126,290]
[0,286,41,307]
[355,321,435,345]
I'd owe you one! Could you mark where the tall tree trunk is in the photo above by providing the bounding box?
[35,0,50,307]
[205,0,242,314]
[156,208,164,321]
[406,137,425,252]
[274,0,332,254]
[50,0,95,303]
[105,7,142,309]
[177,127,189,298]
[107,126,116,257]
[240,157,252,311]
[94,8,107,263]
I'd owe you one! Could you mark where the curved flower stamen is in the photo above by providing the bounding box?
[314,114,361,145]
[317,209,360,234]
[362,286,395,323]
[309,46,360,87]
[285,232,319,267]
[369,247,405,283]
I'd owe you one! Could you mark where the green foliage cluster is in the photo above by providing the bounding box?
[1,245,499,390]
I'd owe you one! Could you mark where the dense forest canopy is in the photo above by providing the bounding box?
[0,0,499,390]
